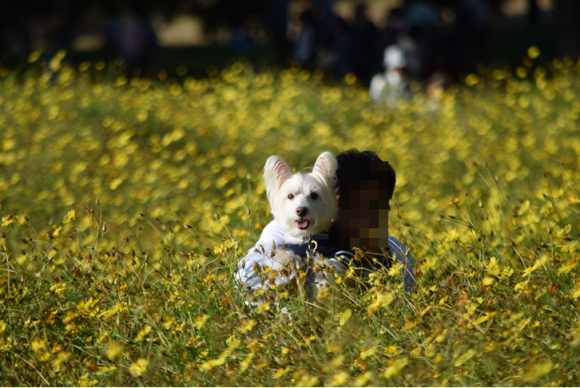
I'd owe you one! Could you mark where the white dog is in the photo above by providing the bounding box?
[263,151,338,244]
[235,152,341,299]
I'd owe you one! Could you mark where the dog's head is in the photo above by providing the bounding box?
[264,151,338,237]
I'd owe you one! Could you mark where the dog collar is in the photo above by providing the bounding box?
[307,234,329,257]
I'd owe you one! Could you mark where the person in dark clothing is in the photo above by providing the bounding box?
[332,16,354,78]
[294,9,318,67]
[107,4,157,75]
[311,150,414,293]
[350,4,378,82]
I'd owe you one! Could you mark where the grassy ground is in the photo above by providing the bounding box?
[0,52,580,386]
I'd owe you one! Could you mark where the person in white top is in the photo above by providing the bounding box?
[235,149,415,299]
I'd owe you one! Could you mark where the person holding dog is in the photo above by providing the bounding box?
[321,149,415,294]
[235,149,415,299]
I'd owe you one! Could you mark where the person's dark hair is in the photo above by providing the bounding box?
[335,149,396,209]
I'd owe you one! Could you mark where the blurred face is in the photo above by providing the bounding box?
[335,180,390,251]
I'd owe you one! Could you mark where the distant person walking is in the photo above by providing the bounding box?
[294,9,318,67]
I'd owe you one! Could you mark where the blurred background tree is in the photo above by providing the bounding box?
[0,0,574,81]
[555,0,580,57]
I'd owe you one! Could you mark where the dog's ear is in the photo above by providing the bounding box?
[264,155,293,195]
[312,151,338,185]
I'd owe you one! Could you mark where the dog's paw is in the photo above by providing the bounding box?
[274,250,304,269]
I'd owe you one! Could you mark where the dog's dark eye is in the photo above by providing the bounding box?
[288,194,294,199]
[310,193,318,200]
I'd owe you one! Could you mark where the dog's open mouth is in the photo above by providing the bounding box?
[296,218,310,230]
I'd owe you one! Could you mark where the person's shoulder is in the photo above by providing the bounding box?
[388,235,404,244]
[388,235,408,251]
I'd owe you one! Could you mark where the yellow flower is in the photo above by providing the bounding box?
[257,303,270,314]
[162,317,176,330]
[523,361,552,382]
[76,297,98,312]
[0,321,6,333]
[329,355,345,368]
[328,371,349,387]
[52,226,63,237]
[295,374,318,387]
[31,337,46,352]
[434,329,448,343]
[129,358,150,377]
[199,353,228,371]
[2,215,14,227]
[238,319,257,334]
[239,352,254,372]
[528,46,541,59]
[99,303,123,320]
[225,239,238,248]
[62,311,77,324]
[62,210,76,224]
[226,335,241,350]
[465,74,479,87]
[518,200,530,215]
[78,374,99,387]
[96,366,117,376]
[558,261,579,275]
[317,287,330,300]
[571,321,580,347]
[477,313,495,324]
[345,267,356,279]
[367,292,393,316]
[486,257,501,276]
[522,259,543,277]
[338,309,352,326]
[383,357,408,378]
[213,243,225,255]
[359,347,375,360]
[555,224,571,238]
[454,348,477,366]
[52,352,70,370]
[28,50,41,63]
[107,342,124,361]
[354,372,373,387]
[273,367,291,379]
[388,261,405,277]
[518,317,532,330]
[445,229,459,242]
[500,267,514,279]
[514,281,528,292]
[134,325,151,342]
[193,314,210,329]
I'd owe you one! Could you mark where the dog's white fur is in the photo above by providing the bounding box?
[250,152,342,298]
[264,152,338,243]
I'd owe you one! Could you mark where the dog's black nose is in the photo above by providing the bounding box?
[296,207,308,216]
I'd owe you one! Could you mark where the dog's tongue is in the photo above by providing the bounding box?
[297,220,310,229]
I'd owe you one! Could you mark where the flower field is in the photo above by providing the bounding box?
[1,51,580,386]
